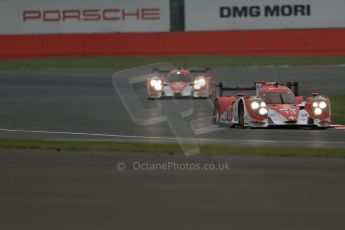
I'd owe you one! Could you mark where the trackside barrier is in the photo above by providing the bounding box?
[1,29,345,59]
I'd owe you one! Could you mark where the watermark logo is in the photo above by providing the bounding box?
[115,160,231,172]
[116,161,126,171]
[112,63,219,156]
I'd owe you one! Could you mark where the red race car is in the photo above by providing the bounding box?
[212,81,332,129]
[147,67,214,99]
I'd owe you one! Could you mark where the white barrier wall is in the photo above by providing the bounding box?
[0,0,170,34]
[185,0,345,31]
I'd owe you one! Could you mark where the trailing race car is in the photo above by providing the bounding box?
[212,81,332,129]
[147,67,214,99]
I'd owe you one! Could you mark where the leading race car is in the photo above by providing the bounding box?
[147,67,214,99]
[212,81,332,129]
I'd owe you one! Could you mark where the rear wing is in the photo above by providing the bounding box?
[189,67,211,73]
[152,67,211,74]
[215,81,299,97]
[287,81,299,96]
[152,68,169,74]
[215,82,256,97]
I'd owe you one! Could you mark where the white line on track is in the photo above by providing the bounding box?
[0,128,344,146]
[0,128,276,143]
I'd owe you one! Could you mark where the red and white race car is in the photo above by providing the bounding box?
[147,67,214,99]
[212,81,332,129]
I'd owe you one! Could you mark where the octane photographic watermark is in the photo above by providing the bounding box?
[116,161,231,172]
[112,63,218,157]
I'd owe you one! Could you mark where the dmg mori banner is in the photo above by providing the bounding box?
[185,0,345,31]
[0,0,170,34]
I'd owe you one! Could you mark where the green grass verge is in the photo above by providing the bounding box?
[1,56,345,69]
[330,95,345,124]
[0,139,344,158]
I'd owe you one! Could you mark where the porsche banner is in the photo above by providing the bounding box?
[0,0,170,34]
[185,0,345,31]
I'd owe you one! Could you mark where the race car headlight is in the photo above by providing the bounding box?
[193,83,201,90]
[250,101,260,110]
[311,100,327,115]
[259,108,268,115]
[319,101,327,109]
[193,77,206,90]
[150,79,162,91]
[314,108,322,115]
[198,78,206,87]
[150,79,157,87]
[260,102,267,107]
[154,83,162,91]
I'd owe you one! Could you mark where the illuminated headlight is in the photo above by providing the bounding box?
[250,101,260,110]
[193,84,201,90]
[311,100,327,115]
[150,79,157,87]
[314,108,322,115]
[312,101,318,108]
[193,77,206,90]
[150,79,162,91]
[198,78,206,86]
[319,101,327,109]
[259,108,268,115]
[260,101,267,107]
[154,83,162,91]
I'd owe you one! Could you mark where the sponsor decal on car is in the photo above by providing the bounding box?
[268,111,276,117]
[301,112,308,117]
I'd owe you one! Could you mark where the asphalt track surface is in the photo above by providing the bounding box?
[0,65,344,148]
[1,149,345,230]
[1,66,345,230]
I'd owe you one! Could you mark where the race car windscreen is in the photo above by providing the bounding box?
[261,91,297,104]
[167,72,192,82]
